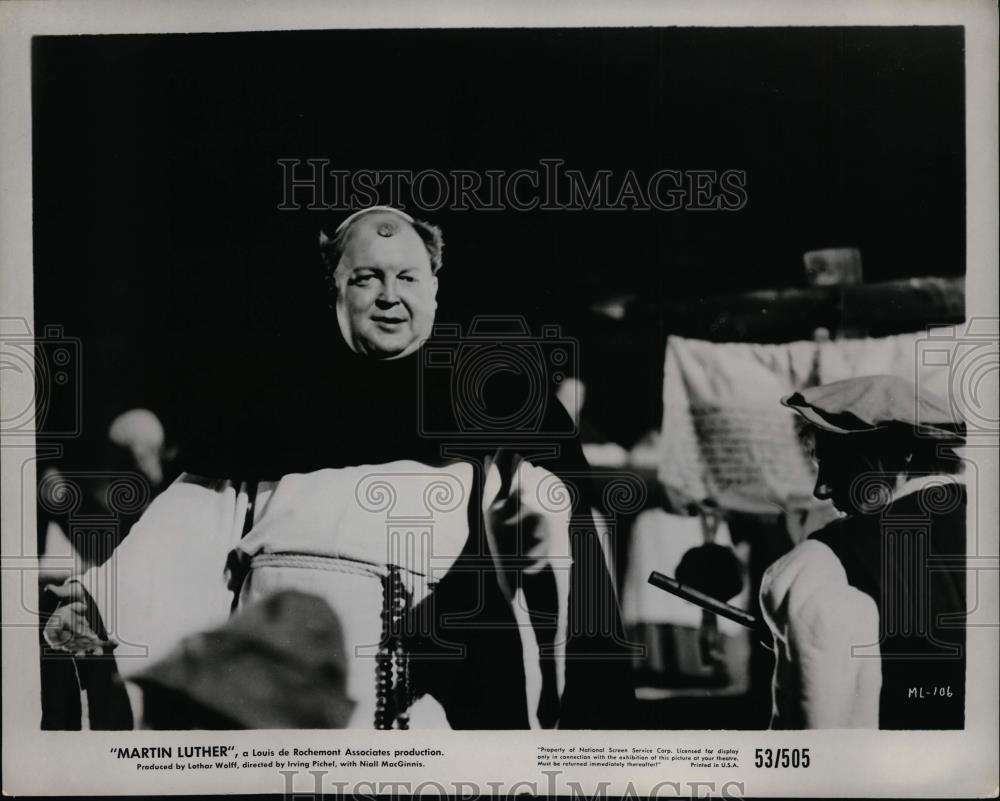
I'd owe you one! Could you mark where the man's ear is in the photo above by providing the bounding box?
[431,273,439,298]
[328,258,350,301]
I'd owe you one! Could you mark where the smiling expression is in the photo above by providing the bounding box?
[332,212,439,359]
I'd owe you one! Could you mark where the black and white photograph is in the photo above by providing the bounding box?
[1,1,997,797]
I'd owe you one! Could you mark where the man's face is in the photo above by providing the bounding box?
[811,431,881,515]
[333,214,438,359]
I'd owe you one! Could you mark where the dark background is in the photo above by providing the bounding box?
[32,27,965,456]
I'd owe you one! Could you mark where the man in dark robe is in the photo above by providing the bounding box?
[45,207,636,729]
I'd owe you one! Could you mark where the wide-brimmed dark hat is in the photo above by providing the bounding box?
[781,374,965,442]
[133,590,355,729]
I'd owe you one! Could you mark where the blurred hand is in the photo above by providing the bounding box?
[43,582,118,656]
[486,470,553,577]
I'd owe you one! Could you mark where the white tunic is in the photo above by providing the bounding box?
[78,458,572,728]
[236,460,474,727]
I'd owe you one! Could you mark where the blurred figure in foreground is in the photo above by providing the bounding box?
[761,375,966,729]
[133,591,354,729]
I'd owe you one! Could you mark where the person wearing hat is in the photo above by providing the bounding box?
[760,374,966,729]
[44,206,634,730]
[134,591,356,729]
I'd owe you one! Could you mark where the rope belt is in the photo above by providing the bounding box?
[249,552,390,579]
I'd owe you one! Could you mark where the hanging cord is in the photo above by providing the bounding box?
[225,481,259,613]
[375,565,412,729]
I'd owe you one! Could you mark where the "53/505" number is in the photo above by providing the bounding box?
[754,748,810,768]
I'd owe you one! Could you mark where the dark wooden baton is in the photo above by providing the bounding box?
[647,570,759,631]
